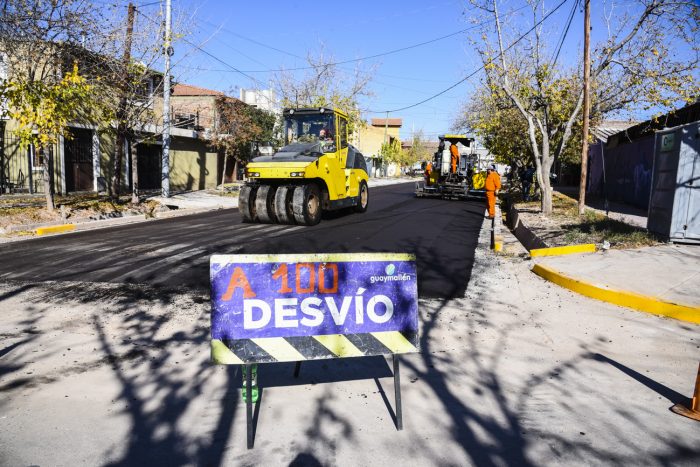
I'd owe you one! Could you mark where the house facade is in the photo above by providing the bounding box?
[0,40,243,196]
[586,102,700,211]
[355,118,403,177]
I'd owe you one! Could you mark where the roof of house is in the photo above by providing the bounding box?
[371,118,403,127]
[605,101,700,145]
[592,121,638,143]
[172,83,226,97]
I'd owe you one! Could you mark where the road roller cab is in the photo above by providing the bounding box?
[239,108,370,226]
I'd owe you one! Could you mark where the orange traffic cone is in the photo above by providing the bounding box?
[671,362,700,422]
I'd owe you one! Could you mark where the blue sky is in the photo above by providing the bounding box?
[168,0,480,140]
[129,0,689,140]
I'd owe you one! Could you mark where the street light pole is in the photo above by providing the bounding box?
[161,0,172,198]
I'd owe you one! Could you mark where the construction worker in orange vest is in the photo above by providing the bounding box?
[424,161,433,185]
[485,164,501,219]
[449,143,459,174]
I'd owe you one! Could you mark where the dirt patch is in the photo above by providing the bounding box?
[513,192,661,249]
[0,194,161,230]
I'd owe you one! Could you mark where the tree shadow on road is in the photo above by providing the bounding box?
[3,195,698,465]
[1,280,241,466]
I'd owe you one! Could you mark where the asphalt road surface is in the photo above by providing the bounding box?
[0,182,485,299]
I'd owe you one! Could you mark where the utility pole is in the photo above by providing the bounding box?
[124,3,137,203]
[578,0,591,215]
[161,0,172,198]
[383,111,389,178]
[112,2,135,199]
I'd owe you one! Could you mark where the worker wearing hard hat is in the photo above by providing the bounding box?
[484,164,501,219]
[449,143,459,174]
[424,161,433,186]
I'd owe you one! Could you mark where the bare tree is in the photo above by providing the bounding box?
[467,0,699,215]
[273,46,376,136]
[90,4,170,203]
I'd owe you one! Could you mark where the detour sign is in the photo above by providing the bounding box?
[210,253,419,364]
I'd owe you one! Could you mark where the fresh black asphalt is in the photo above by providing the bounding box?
[0,182,485,299]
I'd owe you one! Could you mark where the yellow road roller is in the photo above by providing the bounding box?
[240,108,370,226]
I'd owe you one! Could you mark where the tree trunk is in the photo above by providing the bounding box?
[539,154,554,216]
[130,138,139,204]
[220,151,228,195]
[112,130,124,198]
[540,175,552,216]
[41,144,55,212]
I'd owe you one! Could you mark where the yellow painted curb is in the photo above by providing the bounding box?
[36,224,76,235]
[530,243,596,257]
[532,263,700,325]
[493,235,503,252]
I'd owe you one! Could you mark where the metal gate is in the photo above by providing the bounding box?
[64,128,94,192]
[136,143,162,190]
[648,122,700,243]
[680,126,700,241]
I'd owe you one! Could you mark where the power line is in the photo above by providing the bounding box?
[137,1,567,116]
[366,0,570,114]
[194,4,531,73]
[549,0,579,71]
[136,9,260,84]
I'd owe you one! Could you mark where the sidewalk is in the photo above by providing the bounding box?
[502,188,699,323]
[149,189,239,210]
[531,243,700,323]
[535,244,700,307]
[555,185,647,228]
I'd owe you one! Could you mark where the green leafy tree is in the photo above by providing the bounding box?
[0,0,104,210]
[379,138,403,171]
[1,64,94,211]
[209,96,277,188]
[401,131,433,168]
[456,75,584,169]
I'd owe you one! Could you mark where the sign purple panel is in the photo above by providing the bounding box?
[210,253,419,364]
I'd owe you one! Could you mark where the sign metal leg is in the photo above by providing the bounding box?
[246,364,254,449]
[393,354,403,431]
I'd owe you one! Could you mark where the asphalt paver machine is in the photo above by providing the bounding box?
[415,134,484,200]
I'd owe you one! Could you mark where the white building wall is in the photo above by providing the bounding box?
[239,89,279,114]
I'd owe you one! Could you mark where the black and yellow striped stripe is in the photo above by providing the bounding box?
[211,331,418,364]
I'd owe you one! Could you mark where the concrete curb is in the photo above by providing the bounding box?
[36,224,77,235]
[505,202,548,250]
[530,244,597,257]
[3,212,148,234]
[153,207,219,219]
[531,263,700,325]
[491,205,503,252]
[1,206,228,242]
[504,200,597,257]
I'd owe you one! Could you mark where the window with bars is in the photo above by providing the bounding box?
[174,113,197,130]
[28,143,59,172]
